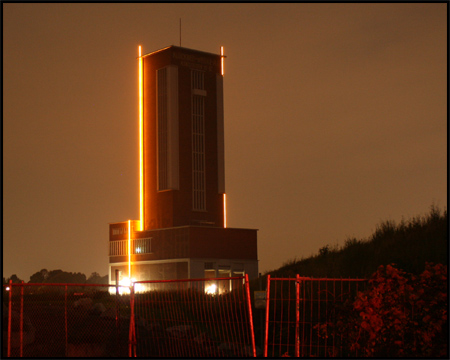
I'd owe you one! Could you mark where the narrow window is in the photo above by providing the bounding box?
[192,70,206,211]
[157,68,168,190]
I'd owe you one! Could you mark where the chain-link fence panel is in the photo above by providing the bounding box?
[264,276,367,357]
[132,276,256,357]
[3,283,130,357]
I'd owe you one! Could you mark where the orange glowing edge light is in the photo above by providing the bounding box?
[223,193,227,228]
[220,46,224,76]
[128,220,132,279]
[138,46,144,231]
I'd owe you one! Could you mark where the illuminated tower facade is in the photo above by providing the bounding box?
[142,46,226,230]
[108,45,258,291]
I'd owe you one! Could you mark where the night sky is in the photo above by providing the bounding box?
[3,3,447,281]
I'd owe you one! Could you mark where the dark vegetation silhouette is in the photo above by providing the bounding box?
[3,270,108,285]
[264,205,447,279]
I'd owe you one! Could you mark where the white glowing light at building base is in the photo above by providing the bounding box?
[205,283,217,295]
[110,277,146,295]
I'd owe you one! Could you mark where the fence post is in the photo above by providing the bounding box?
[115,269,120,296]
[65,285,68,357]
[259,274,264,353]
[295,275,300,358]
[128,284,136,357]
[244,274,257,357]
[133,286,137,357]
[115,270,120,355]
[264,275,271,357]
[20,281,24,357]
[7,279,13,357]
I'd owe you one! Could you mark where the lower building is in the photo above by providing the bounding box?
[108,220,258,293]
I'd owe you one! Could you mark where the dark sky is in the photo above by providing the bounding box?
[3,3,447,281]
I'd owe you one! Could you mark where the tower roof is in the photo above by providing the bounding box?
[141,45,221,59]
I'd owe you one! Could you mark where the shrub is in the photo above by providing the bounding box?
[348,263,447,357]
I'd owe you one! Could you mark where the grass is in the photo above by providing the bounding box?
[262,205,447,280]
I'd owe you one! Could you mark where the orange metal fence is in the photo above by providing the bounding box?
[4,275,370,358]
[130,275,256,357]
[3,276,256,358]
[264,275,367,357]
[2,281,129,357]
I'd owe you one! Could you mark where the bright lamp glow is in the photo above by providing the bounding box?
[205,283,217,295]
[121,277,132,287]
[130,278,145,293]
[114,277,145,295]
[116,277,131,295]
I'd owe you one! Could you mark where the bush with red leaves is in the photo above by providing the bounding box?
[348,263,447,357]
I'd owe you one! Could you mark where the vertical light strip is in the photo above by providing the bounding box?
[128,220,132,279]
[220,46,224,76]
[220,48,226,227]
[223,193,227,228]
[138,46,144,231]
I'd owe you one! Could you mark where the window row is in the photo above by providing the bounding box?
[112,227,126,236]
[192,70,204,90]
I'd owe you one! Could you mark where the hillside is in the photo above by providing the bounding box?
[264,205,447,279]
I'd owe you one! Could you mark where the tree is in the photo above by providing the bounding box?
[46,269,64,281]
[45,270,86,284]
[71,272,86,284]
[87,272,101,283]
[29,268,49,283]
[86,272,109,284]
[7,274,23,283]
[336,263,447,357]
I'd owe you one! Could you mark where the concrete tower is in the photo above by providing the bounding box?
[108,45,258,292]
[142,46,226,230]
